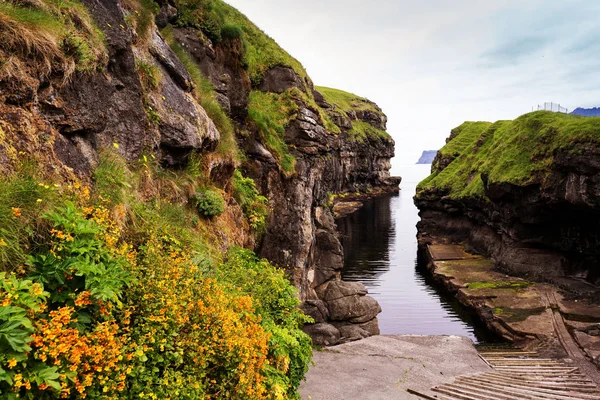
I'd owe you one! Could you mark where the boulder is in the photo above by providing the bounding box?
[258,66,304,93]
[334,318,380,343]
[300,299,329,323]
[303,323,341,346]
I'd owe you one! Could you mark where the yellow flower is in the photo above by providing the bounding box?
[0,239,6,246]
[7,359,17,369]
[113,142,120,149]
[11,207,21,217]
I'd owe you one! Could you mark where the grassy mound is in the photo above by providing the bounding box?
[316,86,390,142]
[417,111,600,199]
[0,0,107,80]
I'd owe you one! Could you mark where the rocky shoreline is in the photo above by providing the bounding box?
[419,241,600,368]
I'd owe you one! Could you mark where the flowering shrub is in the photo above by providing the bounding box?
[219,248,313,398]
[0,163,313,398]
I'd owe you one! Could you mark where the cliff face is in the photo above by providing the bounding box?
[415,112,600,295]
[0,0,398,345]
[417,150,437,164]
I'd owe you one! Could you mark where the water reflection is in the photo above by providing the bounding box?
[338,165,495,343]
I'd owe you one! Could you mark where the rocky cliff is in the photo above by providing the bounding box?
[0,0,398,346]
[417,150,437,164]
[415,111,600,297]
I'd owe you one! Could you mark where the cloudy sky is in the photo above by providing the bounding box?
[227,0,600,167]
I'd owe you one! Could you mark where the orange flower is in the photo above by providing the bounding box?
[7,358,17,369]
[11,207,21,217]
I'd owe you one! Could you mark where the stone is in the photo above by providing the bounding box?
[322,281,368,301]
[258,66,304,94]
[303,323,341,347]
[149,29,193,92]
[300,299,329,323]
[335,318,380,343]
[314,207,335,230]
[327,293,381,323]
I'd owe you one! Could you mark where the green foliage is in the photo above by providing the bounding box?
[349,120,390,142]
[173,0,307,84]
[218,248,313,398]
[232,170,268,231]
[316,86,383,116]
[417,111,600,200]
[0,167,56,272]
[135,0,159,40]
[28,202,135,308]
[92,150,133,205]
[248,90,298,174]
[135,59,160,92]
[0,0,107,74]
[194,188,226,217]
[161,24,241,161]
[316,86,390,140]
[0,273,62,395]
[221,23,244,40]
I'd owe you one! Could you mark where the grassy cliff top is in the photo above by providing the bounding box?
[176,0,307,85]
[417,111,600,199]
[316,86,384,115]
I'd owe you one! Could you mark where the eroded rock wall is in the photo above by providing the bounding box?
[416,120,600,296]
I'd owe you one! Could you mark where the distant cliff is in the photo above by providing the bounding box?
[571,107,600,117]
[417,150,437,164]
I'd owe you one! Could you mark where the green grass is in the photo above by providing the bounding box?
[0,0,107,74]
[0,164,59,271]
[349,120,390,142]
[316,86,390,141]
[417,111,600,199]
[161,25,240,162]
[173,0,307,85]
[316,86,384,115]
[248,90,298,174]
[466,281,534,290]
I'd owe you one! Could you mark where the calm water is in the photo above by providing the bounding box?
[338,164,494,342]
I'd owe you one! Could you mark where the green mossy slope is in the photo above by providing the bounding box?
[417,111,600,199]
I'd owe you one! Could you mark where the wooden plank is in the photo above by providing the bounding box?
[406,388,444,400]
[455,378,600,400]
[457,375,600,399]
[446,383,532,400]
[433,386,498,400]
[480,373,600,393]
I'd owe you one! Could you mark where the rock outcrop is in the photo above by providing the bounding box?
[0,0,398,346]
[415,112,600,297]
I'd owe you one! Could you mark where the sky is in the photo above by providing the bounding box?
[226,0,600,168]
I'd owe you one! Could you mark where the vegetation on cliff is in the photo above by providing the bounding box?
[0,0,107,79]
[0,154,311,399]
[173,0,307,85]
[417,111,600,199]
[316,86,391,142]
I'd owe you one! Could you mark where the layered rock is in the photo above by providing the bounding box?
[0,0,398,346]
[415,112,600,297]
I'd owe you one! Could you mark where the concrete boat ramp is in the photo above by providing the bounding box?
[299,244,600,399]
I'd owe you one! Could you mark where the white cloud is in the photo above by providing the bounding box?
[225,0,600,165]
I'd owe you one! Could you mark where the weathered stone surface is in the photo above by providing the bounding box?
[258,66,304,94]
[334,318,380,342]
[173,27,251,121]
[328,293,381,323]
[149,30,193,92]
[151,58,220,165]
[302,323,341,347]
[300,299,329,323]
[321,281,368,301]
